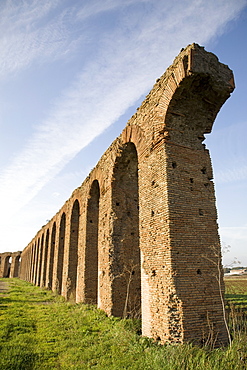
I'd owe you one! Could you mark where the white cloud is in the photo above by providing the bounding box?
[0,0,84,78]
[216,166,247,184]
[76,0,143,20]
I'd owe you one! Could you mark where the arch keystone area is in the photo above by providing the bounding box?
[15,44,235,345]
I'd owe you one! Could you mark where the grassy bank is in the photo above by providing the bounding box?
[0,278,246,370]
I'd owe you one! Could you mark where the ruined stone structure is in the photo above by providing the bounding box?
[18,44,234,345]
[0,251,21,278]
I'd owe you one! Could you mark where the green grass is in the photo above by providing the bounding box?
[0,278,246,370]
[225,276,247,342]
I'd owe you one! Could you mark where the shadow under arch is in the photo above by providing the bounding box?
[3,255,11,278]
[37,233,44,286]
[34,238,40,285]
[42,229,49,287]
[85,179,100,304]
[10,254,21,278]
[67,199,80,301]
[56,212,66,294]
[47,223,56,289]
[111,141,141,318]
[31,242,37,284]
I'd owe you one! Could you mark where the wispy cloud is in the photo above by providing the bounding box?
[0,0,246,250]
[76,0,146,20]
[0,0,84,78]
[216,166,247,184]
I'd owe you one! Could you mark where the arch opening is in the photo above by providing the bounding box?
[111,142,141,319]
[3,256,11,278]
[34,239,40,285]
[47,223,56,289]
[42,230,49,287]
[37,234,44,286]
[85,180,100,304]
[57,213,66,294]
[11,255,21,278]
[67,200,80,301]
[31,243,37,284]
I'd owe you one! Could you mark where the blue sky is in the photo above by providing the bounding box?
[0,0,246,266]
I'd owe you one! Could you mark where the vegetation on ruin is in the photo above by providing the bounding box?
[0,278,246,370]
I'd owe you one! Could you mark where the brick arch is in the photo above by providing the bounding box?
[121,125,147,159]
[47,222,56,289]
[37,233,44,286]
[41,229,49,287]
[110,142,141,318]
[55,212,66,294]
[18,44,235,346]
[31,242,37,284]
[67,199,80,301]
[0,252,21,278]
[2,254,11,278]
[30,243,34,283]
[10,253,21,278]
[34,238,40,285]
[84,179,100,304]
[160,45,234,148]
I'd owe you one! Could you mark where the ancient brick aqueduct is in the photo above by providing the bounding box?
[0,44,235,345]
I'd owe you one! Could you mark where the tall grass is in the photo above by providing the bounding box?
[0,278,246,370]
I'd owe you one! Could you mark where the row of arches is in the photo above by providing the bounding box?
[20,142,141,319]
[18,44,233,345]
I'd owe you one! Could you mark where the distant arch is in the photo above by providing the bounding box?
[111,142,141,318]
[34,239,40,285]
[10,254,21,278]
[3,255,11,278]
[67,200,80,301]
[47,223,56,289]
[37,234,44,286]
[31,243,36,283]
[41,230,49,287]
[56,213,66,294]
[85,180,100,304]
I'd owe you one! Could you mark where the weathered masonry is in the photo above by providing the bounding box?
[0,252,21,278]
[19,44,234,345]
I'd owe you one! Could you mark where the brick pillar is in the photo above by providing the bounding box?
[40,230,49,287]
[52,214,66,294]
[62,200,79,301]
[46,222,56,289]
[137,44,234,346]
[10,252,21,278]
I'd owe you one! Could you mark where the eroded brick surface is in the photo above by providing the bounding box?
[13,44,235,345]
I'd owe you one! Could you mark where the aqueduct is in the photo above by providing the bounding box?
[4,44,235,345]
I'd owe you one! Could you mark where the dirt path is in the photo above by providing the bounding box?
[0,280,9,293]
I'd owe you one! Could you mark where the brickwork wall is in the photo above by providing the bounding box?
[18,44,235,346]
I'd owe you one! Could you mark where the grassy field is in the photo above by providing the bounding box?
[224,275,247,342]
[0,278,246,370]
